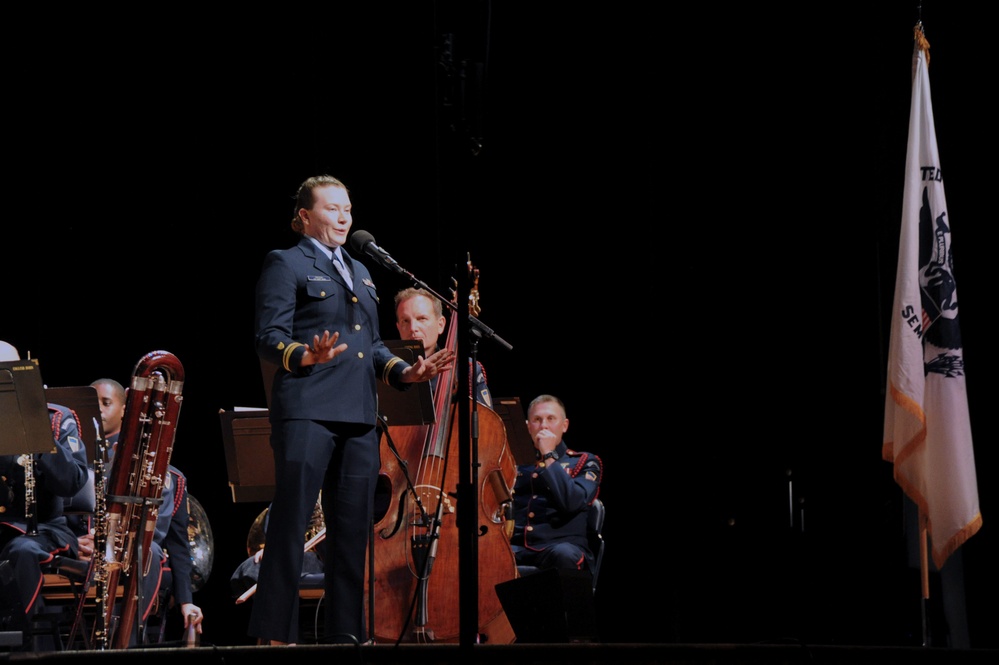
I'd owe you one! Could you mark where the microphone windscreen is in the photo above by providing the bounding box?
[349,229,375,253]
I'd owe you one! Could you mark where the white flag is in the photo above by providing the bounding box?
[882,26,982,570]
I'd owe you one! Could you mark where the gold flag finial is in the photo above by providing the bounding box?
[914,22,931,67]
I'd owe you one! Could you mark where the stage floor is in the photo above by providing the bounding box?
[3,642,999,665]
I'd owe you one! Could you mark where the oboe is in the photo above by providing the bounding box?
[68,418,110,649]
[16,453,37,536]
[92,427,111,649]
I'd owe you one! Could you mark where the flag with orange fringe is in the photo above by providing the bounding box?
[882,23,981,572]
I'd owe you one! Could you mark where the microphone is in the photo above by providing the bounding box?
[349,230,407,275]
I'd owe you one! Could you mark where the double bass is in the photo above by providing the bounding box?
[369,271,518,643]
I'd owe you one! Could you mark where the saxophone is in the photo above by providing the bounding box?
[101,350,185,649]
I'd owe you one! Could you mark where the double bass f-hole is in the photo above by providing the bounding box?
[377,414,434,541]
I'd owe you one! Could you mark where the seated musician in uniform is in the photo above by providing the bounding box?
[394,287,492,407]
[510,394,602,572]
[230,496,325,600]
[73,376,204,645]
[0,341,90,641]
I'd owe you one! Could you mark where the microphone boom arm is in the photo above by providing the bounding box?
[348,230,512,351]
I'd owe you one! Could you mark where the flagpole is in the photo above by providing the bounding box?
[914,21,932,647]
[919,511,929,646]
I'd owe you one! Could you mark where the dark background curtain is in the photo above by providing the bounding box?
[2,1,994,648]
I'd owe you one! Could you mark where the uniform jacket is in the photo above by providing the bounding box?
[153,465,194,606]
[0,404,89,528]
[0,404,89,549]
[102,443,195,613]
[510,440,602,554]
[428,345,492,408]
[254,235,410,424]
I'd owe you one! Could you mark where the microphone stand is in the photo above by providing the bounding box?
[458,317,477,649]
[456,265,513,649]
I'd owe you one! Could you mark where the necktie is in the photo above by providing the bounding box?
[332,252,353,290]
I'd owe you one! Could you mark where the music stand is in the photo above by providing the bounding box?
[495,568,597,643]
[44,386,103,462]
[0,359,57,456]
[220,409,274,503]
[491,397,536,466]
[43,386,101,516]
[378,340,435,426]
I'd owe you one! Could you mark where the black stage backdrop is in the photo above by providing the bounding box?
[2,1,995,649]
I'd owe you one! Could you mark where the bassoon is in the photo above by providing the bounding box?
[100,350,185,648]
